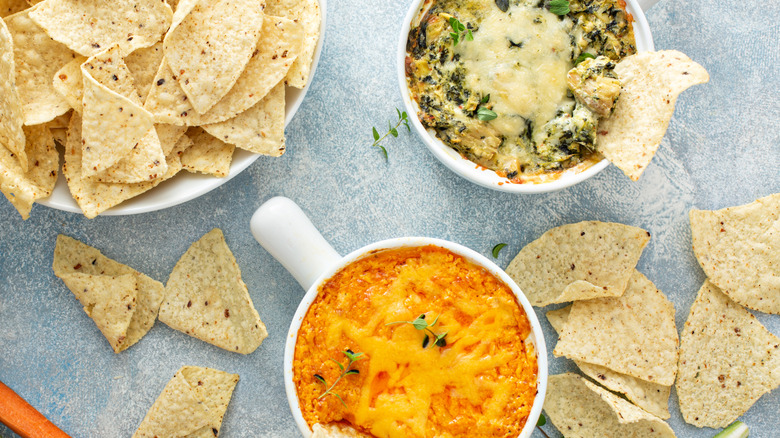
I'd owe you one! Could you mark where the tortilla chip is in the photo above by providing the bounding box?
[1,0,29,18]
[597,50,709,181]
[125,42,164,103]
[547,305,671,419]
[80,46,156,177]
[202,82,286,156]
[133,366,238,438]
[0,18,26,170]
[505,221,650,307]
[49,127,66,146]
[28,0,172,57]
[59,273,138,353]
[544,373,675,437]
[163,0,264,114]
[181,128,234,178]
[553,270,678,386]
[146,15,303,126]
[266,0,320,88]
[0,124,56,219]
[92,127,168,184]
[53,235,166,352]
[676,280,780,428]
[690,193,780,314]
[63,113,181,218]
[312,423,372,437]
[52,56,86,113]
[166,128,194,162]
[4,9,73,125]
[156,123,188,157]
[159,228,268,354]
[43,111,71,129]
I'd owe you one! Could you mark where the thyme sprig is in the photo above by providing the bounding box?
[491,243,507,258]
[477,94,498,121]
[314,349,364,407]
[371,108,410,160]
[449,17,473,46]
[536,414,551,438]
[386,313,448,348]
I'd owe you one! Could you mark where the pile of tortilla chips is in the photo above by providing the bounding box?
[1,0,320,219]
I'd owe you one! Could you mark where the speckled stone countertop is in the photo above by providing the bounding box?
[1,0,778,437]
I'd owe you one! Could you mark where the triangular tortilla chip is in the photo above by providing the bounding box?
[163,0,264,114]
[505,221,650,307]
[181,128,234,178]
[0,18,26,170]
[1,0,29,18]
[553,270,678,386]
[266,0,320,88]
[0,124,56,219]
[145,15,302,126]
[28,0,172,57]
[547,305,671,419]
[53,235,166,351]
[59,273,138,353]
[132,366,238,438]
[166,129,194,163]
[52,56,86,113]
[125,42,164,103]
[544,373,675,437]
[159,228,268,354]
[690,193,780,314]
[676,280,780,428]
[5,9,73,126]
[597,50,709,180]
[202,81,286,156]
[156,123,187,157]
[92,127,168,184]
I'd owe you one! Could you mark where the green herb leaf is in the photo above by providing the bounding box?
[422,334,430,348]
[344,349,363,362]
[429,314,440,327]
[378,145,388,161]
[329,358,345,371]
[332,392,347,408]
[314,374,326,385]
[549,0,570,15]
[466,29,473,41]
[345,369,360,375]
[480,94,491,104]
[372,127,379,141]
[435,332,448,347]
[477,107,498,121]
[390,127,398,137]
[537,414,547,427]
[491,243,507,258]
[575,52,596,65]
[450,32,459,45]
[713,421,749,438]
[412,314,428,330]
[396,108,401,119]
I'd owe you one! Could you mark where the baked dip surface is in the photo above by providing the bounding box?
[293,246,538,437]
[406,0,636,183]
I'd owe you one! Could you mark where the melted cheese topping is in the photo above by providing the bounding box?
[293,246,538,438]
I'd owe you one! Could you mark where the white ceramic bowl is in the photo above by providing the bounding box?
[39,0,328,216]
[250,196,548,438]
[397,0,655,193]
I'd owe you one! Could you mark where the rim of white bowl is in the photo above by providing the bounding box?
[39,0,328,216]
[283,237,548,438]
[397,0,655,194]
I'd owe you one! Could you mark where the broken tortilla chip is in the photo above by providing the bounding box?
[0,124,56,219]
[553,270,678,386]
[266,0,320,88]
[125,42,164,103]
[159,229,268,354]
[132,366,238,438]
[544,373,675,437]
[690,193,780,314]
[0,18,26,170]
[52,56,86,113]
[547,305,671,419]
[676,280,780,428]
[505,221,650,307]
[181,128,234,178]
[597,50,709,181]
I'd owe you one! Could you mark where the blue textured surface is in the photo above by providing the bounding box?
[1,0,778,437]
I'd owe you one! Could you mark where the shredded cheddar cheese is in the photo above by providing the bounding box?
[293,246,537,437]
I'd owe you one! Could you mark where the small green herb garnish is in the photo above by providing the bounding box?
[480,94,491,104]
[449,17,473,46]
[491,243,507,258]
[386,313,448,348]
[575,52,596,65]
[371,108,410,160]
[314,349,365,407]
[549,0,570,15]
[477,107,498,121]
[536,413,551,438]
[713,421,749,438]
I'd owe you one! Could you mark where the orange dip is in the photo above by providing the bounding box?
[293,245,538,438]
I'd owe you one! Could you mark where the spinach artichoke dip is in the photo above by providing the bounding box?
[406,0,636,183]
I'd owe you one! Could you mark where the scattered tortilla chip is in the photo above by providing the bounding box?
[0,124,56,219]
[59,273,138,353]
[266,0,320,88]
[312,423,372,437]
[547,305,671,419]
[133,366,238,438]
[4,9,73,125]
[28,0,172,57]
[53,235,166,352]
[553,270,678,386]
[181,128,234,177]
[505,221,650,307]
[597,50,709,181]
[63,113,181,218]
[0,18,26,170]
[545,373,675,437]
[163,0,264,114]
[676,280,780,428]
[1,0,29,18]
[202,82,286,156]
[145,15,303,126]
[690,193,780,314]
[125,42,164,103]
[159,228,268,354]
[52,56,86,113]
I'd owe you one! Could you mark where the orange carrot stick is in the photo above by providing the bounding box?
[0,381,71,438]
